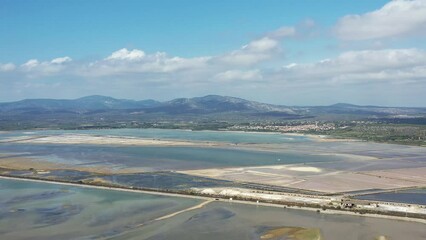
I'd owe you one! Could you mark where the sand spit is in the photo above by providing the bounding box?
[0,134,217,147]
[193,187,334,206]
[155,200,213,221]
[0,156,144,174]
[0,132,364,149]
[180,164,323,177]
[287,166,322,173]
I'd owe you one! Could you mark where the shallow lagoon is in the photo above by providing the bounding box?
[0,128,311,144]
[129,202,426,240]
[0,179,201,239]
[1,179,425,240]
[0,143,343,171]
[0,129,341,173]
[2,128,426,173]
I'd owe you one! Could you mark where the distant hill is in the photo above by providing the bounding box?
[0,95,298,116]
[1,95,425,129]
[0,95,160,113]
[310,103,426,116]
[145,95,297,115]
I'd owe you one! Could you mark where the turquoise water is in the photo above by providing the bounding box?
[1,179,424,240]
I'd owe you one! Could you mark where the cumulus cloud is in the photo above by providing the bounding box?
[20,56,72,76]
[21,59,40,69]
[335,0,426,40]
[83,26,296,76]
[51,56,72,64]
[331,48,426,70]
[6,47,426,88]
[86,50,210,76]
[276,48,426,85]
[6,44,426,89]
[245,37,279,52]
[3,25,297,78]
[106,48,145,61]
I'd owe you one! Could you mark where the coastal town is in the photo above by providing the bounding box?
[227,122,337,132]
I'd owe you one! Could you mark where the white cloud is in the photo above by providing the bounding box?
[326,48,426,74]
[215,69,262,81]
[20,57,72,76]
[138,53,209,72]
[51,56,72,64]
[214,25,297,66]
[106,48,145,61]
[0,63,16,72]
[86,50,210,76]
[244,37,279,52]
[21,59,40,69]
[10,44,426,89]
[11,47,426,89]
[217,37,280,65]
[4,25,296,78]
[277,48,426,85]
[336,0,426,40]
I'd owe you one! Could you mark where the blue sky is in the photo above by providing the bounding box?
[1,0,426,106]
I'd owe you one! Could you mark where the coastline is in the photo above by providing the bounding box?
[0,134,218,147]
[0,128,339,143]
[1,175,425,225]
[0,127,423,147]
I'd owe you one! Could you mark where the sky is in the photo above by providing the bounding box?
[1,0,426,107]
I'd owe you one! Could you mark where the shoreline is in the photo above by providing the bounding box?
[0,130,362,153]
[1,127,424,147]
[1,175,425,225]
[0,128,338,143]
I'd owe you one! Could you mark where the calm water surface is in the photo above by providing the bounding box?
[0,179,201,239]
[0,179,425,240]
[355,188,426,205]
[0,128,310,143]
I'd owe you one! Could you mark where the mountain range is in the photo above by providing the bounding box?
[1,95,425,115]
[0,95,299,115]
[0,95,425,129]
